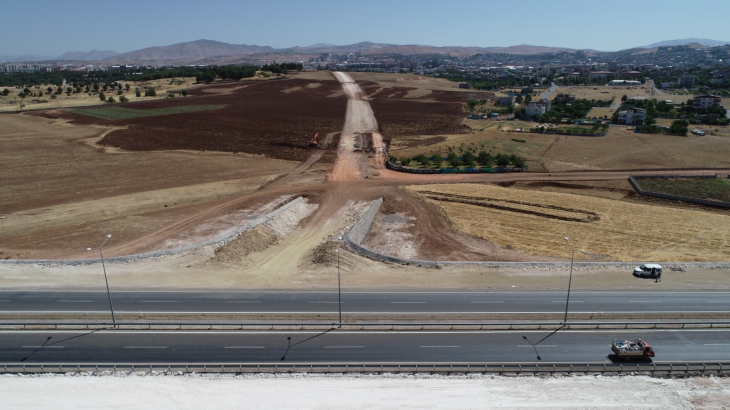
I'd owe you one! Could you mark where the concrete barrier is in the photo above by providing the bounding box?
[0,196,307,266]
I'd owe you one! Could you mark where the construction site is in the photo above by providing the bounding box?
[1,70,730,296]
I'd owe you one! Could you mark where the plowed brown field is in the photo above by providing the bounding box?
[408,183,730,262]
[31,78,347,162]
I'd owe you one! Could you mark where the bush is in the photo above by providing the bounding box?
[478,151,494,168]
[144,87,157,97]
[119,96,129,103]
[432,154,443,168]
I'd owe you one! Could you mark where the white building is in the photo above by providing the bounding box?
[617,108,646,125]
[609,80,641,86]
[525,99,551,117]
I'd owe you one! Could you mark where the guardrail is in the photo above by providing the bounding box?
[1,362,727,376]
[2,321,730,331]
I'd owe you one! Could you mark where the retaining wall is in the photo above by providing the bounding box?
[344,199,730,269]
[629,175,730,209]
[0,196,307,266]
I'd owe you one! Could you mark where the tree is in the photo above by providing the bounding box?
[135,88,141,97]
[145,87,157,97]
[644,116,656,126]
[119,96,129,103]
[621,94,628,103]
[462,151,476,168]
[124,84,130,91]
[524,94,532,104]
[107,96,115,103]
[670,119,689,136]
[46,87,53,94]
[496,153,510,167]
[17,92,26,99]
[2,89,9,96]
[515,95,524,104]
[401,157,412,166]
[98,92,105,101]
[117,90,123,95]
[512,155,526,168]
[478,151,494,168]
[432,154,443,168]
[181,89,188,97]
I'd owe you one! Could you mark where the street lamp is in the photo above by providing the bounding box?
[563,237,585,324]
[87,234,115,326]
[336,236,343,325]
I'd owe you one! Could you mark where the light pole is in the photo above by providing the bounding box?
[336,236,343,325]
[563,237,585,324]
[87,234,115,326]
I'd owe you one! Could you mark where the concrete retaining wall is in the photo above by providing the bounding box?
[629,175,730,209]
[0,197,307,266]
[344,198,730,269]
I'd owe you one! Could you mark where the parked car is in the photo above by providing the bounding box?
[633,264,662,277]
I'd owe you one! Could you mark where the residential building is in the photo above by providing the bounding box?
[609,79,641,86]
[617,108,647,125]
[660,82,675,88]
[589,71,614,79]
[555,93,576,102]
[496,96,516,106]
[693,94,722,111]
[525,99,551,117]
[620,71,642,79]
[677,74,696,86]
[458,82,472,89]
[694,113,720,123]
[521,87,534,94]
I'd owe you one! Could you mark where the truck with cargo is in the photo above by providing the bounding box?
[611,339,655,360]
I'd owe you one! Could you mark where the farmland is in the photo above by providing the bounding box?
[72,105,224,120]
[636,177,730,202]
[408,183,730,262]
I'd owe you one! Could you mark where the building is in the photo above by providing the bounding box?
[496,96,516,106]
[609,79,641,86]
[677,74,696,87]
[620,71,642,79]
[524,99,551,117]
[589,71,614,79]
[521,87,534,94]
[693,94,722,111]
[555,93,576,102]
[660,82,675,88]
[617,108,647,125]
[458,82,472,89]
[694,113,720,123]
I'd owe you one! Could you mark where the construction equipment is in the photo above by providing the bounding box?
[612,339,655,360]
[309,133,319,147]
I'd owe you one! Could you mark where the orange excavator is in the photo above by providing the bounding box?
[308,132,319,147]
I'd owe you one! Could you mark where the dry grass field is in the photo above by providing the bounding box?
[389,120,554,170]
[541,125,730,171]
[550,85,648,103]
[408,183,730,262]
[0,77,201,112]
[0,113,298,259]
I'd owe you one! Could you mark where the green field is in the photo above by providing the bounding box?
[72,105,224,120]
[636,178,730,203]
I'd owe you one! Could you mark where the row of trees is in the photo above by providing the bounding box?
[395,151,525,169]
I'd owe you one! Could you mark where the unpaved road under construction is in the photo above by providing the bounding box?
[3,71,730,274]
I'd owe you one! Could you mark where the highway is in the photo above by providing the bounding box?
[1,291,729,315]
[1,328,729,364]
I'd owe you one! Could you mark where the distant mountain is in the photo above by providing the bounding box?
[57,50,119,61]
[0,54,55,62]
[639,38,730,48]
[306,43,336,48]
[107,39,274,62]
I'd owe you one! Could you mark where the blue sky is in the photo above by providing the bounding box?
[3,0,729,56]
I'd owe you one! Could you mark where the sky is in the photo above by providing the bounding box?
[3,0,730,57]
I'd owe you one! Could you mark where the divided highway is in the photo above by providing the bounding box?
[1,291,729,315]
[1,329,729,364]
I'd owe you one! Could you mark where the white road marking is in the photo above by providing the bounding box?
[124,346,167,349]
[629,301,662,303]
[518,345,558,348]
[420,346,460,348]
[21,346,64,348]
[224,346,265,349]
[324,346,364,349]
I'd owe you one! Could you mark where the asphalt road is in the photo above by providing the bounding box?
[1,291,729,315]
[1,329,729,364]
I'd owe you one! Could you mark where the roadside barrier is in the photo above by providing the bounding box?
[2,321,729,331]
[1,362,728,376]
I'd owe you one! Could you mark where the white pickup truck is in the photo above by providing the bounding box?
[633,264,662,277]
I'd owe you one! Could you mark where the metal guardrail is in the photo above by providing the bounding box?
[1,362,727,376]
[2,321,730,331]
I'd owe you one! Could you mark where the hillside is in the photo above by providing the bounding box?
[108,39,274,62]
[640,38,730,48]
[57,50,119,61]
